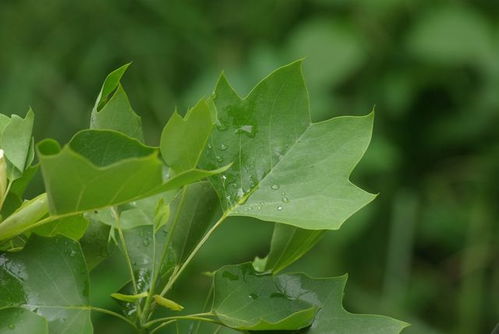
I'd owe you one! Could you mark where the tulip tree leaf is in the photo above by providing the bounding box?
[37,129,226,216]
[263,224,325,274]
[0,235,92,334]
[0,308,48,334]
[212,263,318,331]
[0,109,35,181]
[90,63,144,141]
[212,263,408,334]
[200,61,375,230]
[160,99,213,174]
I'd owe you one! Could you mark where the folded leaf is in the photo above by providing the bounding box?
[38,129,229,216]
[200,61,375,230]
[0,109,35,181]
[263,224,324,274]
[0,235,92,333]
[90,63,144,141]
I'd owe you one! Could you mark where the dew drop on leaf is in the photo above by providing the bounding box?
[220,144,228,151]
[277,205,283,211]
[282,196,289,203]
[249,293,258,300]
[216,156,223,162]
[271,184,280,190]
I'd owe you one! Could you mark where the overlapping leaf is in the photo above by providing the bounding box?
[212,263,408,333]
[0,236,92,333]
[200,61,376,230]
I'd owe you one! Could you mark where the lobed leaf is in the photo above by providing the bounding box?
[200,61,376,230]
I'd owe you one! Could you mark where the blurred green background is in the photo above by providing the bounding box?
[1,0,498,333]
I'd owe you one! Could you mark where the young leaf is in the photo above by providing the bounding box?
[263,224,324,274]
[0,109,35,181]
[111,291,148,303]
[200,61,375,230]
[0,308,48,334]
[212,263,318,331]
[0,194,49,242]
[153,295,184,311]
[160,98,213,174]
[90,63,144,141]
[0,235,92,333]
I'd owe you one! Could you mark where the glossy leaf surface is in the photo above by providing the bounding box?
[0,308,48,334]
[213,263,317,330]
[200,61,375,230]
[0,236,92,333]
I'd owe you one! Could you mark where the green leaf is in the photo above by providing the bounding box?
[153,295,184,311]
[79,218,111,271]
[90,63,144,141]
[111,291,148,303]
[38,129,228,216]
[200,61,375,230]
[0,109,35,181]
[32,214,90,240]
[0,308,48,334]
[160,98,213,174]
[0,194,49,242]
[263,224,324,274]
[212,263,317,331]
[212,263,408,334]
[0,235,92,333]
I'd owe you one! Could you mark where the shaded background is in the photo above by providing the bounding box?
[1,0,498,333]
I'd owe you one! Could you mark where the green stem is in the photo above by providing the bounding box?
[145,312,218,328]
[112,207,143,321]
[90,306,137,329]
[158,213,227,298]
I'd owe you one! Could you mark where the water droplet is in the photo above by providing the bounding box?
[271,184,280,190]
[207,143,213,149]
[216,122,228,131]
[220,144,228,151]
[277,206,283,211]
[216,156,223,162]
[249,293,258,300]
[8,324,15,329]
[69,250,77,257]
[235,125,255,137]
[282,196,289,203]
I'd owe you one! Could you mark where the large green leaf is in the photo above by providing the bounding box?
[37,129,163,215]
[263,224,324,274]
[212,263,317,331]
[0,109,35,181]
[160,99,213,174]
[90,63,144,141]
[0,308,48,334]
[200,61,375,230]
[0,235,92,333]
[38,129,228,216]
[212,263,408,334]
